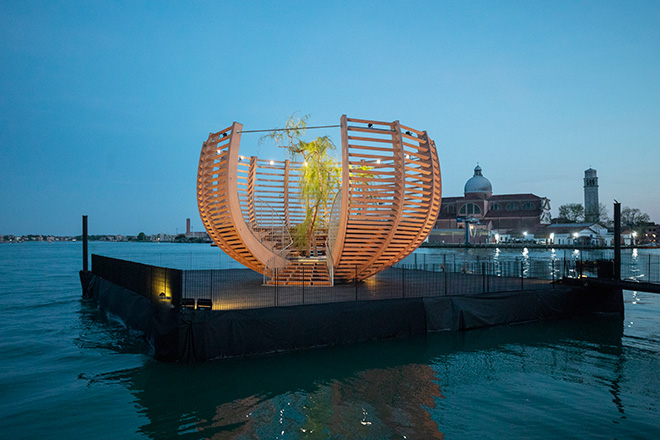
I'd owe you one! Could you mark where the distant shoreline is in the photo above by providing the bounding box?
[421,242,655,250]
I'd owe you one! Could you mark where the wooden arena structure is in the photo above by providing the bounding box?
[197,115,442,285]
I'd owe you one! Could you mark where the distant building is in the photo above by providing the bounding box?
[430,165,551,244]
[539,223,609,246]
[584,168,599,222]
[641,222,659,245]
[186,218,191,235]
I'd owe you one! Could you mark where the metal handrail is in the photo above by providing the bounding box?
[325,242,334,286]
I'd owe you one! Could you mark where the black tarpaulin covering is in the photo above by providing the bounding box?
[175,286,622,362]
[177,299,428,362]
[83,273,623,363]
[84,275,179,358]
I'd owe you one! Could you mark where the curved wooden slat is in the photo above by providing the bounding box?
[198,116,442,284]
[197,123,287,274]
[330,117,442,282]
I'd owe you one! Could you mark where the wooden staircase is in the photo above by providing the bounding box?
[266,258,333,286]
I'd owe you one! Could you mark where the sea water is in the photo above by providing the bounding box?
[1,242,659,439]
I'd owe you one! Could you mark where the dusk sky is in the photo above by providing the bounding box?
[2,1,659,236]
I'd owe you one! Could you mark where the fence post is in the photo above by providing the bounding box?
[302,265,305,304]
[482,262,486,293]
[354,264,358,301]
[520,260,524,290]
[83,215,89,272]
[402,265,406,298]
[552,259,555,287]
[275,267,278,307]
[414,253,418,270]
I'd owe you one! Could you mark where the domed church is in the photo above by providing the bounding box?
[431,165,551,244]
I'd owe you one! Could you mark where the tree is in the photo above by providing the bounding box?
[621,207,651,229]
[597,203,612,227]
[261,115,341,255]
[137,232,147,242]
[557,203,584,223]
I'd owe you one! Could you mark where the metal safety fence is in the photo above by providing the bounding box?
[93,252,660,311]
[91,254,183,307]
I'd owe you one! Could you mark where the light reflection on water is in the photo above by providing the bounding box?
[1,242,660,439]
[84,312,659,439]
[408,246,660,282]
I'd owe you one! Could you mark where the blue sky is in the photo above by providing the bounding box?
[1,1,659,235]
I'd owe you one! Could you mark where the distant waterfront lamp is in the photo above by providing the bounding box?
[494,233,500,243]
[550,232,554,243]
[196,115,442,285]
[573,232,579,238]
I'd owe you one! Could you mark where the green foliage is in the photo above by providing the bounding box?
[557,203,585,223]
[137,232,147,241]
[622,207,651,228]
[598,203,612,227]
[262,114,341,255]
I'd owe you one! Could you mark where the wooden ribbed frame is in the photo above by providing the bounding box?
[197,116,442,283]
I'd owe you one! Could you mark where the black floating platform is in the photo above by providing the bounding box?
[81,272,623,362]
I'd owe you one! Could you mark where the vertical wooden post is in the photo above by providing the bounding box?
[82,215,88,272]
[283,159,290,229]
[614,201,621,281]
[247,156,257,229]
[482,262,486,293]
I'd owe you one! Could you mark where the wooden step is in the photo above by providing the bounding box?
[266,260,333,286]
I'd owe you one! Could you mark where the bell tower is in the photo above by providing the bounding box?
[584,168,599,222]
